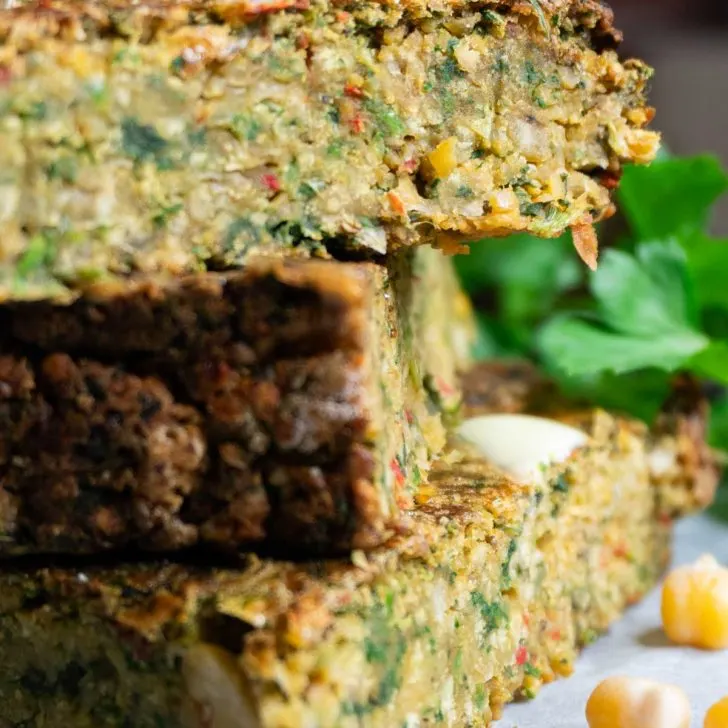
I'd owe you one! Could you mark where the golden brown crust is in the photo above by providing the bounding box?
[0,0,620,43]
[652,374,721,515]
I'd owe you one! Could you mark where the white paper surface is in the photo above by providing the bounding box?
[495,513,728,728]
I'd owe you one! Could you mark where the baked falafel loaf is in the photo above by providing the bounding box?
[0,0,658,301]
[0,393,712,728]
[0,246,474,555]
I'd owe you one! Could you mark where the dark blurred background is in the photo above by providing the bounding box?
[610,0,728,233]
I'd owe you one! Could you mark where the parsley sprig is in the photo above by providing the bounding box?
[540,155,728,384]
[455,154,728,447]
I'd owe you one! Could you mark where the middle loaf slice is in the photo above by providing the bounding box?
[0,246,475,556]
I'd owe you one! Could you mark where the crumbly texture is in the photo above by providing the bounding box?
[0,0,658,301]
[0,377,711,727]
[0,247,474,555]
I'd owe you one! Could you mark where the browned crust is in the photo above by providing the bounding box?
[652,374,721,514]
[0,449,528,629]
[0,0,621,46]
[0,260,384,556]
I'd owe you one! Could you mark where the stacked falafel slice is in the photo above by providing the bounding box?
[0,247,474,555]
[0,0,657,300]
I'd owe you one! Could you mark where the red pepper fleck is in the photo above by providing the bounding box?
[401,158,418,174]
[436,376,456,397]
[405,409,414,425]
[344,83,364,99]
[335,10,351,22]
[522,611,531,628]
[0,65,11,86]
[390,458,406,487]
[599,170,622,190]
[261,173,281,193]
[613,543,629,559]
[549,628,562,641]
[515,645,528,666]
[349,114,365,134]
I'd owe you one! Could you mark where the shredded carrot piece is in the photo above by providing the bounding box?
[571,219,599,271]
[387,190,406,216]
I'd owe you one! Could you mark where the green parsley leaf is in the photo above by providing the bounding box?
[538,241,708,376]
[689,341,728,385]
[618,156,728,239]
[556,370,671,423]
[593,240,697,335]
[682,234,728,311]
[709,396,728,451]
[454,233,581,308]
[539,315,707,376]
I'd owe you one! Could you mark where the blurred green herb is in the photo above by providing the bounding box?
[455,154,728,453]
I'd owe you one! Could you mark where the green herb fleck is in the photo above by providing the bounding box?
[434,56,463,85]
[524,61,545,87]
[85,79,108,106]
[501,538,518,587]
[121,117,173,169]
[456,185,474,199]
[170,56,186,74]
[230,114,262,142]
[16,231,57,280]
[18,100,47,121]
[46,157,78,184]
[524,662,542,678]
[470,591,508,636]
[326,139,345,158]
[188,127,207,147]
[581,628,599,645]
[223,217,261,254]
[152,203,184,229]
[474,685,487,711]
[298,179,327,199]
[364,98,405,138]
[552,474,569,493]
[493,57,509,74]
[349,599,406,714]
[112,48,140,65]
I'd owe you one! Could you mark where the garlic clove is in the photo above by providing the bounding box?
[457,414,587,482]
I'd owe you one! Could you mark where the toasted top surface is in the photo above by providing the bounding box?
[0,0,619,43]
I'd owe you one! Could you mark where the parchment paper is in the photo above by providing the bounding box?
[495,513,728,727]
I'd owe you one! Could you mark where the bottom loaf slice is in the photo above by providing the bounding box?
[0,370,717,728]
